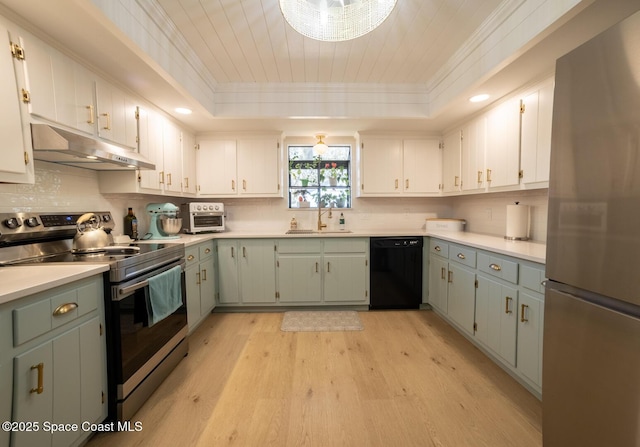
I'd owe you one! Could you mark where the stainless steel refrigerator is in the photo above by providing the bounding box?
[544,8,640,447]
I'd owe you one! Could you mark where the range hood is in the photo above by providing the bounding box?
[31,124,155,171]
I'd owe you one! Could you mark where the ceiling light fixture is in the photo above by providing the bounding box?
[175,107,192,115]
[279,0,397,42]
[469,94,490,103]
[313,134,328,155]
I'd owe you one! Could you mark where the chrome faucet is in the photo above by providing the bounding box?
[317,205,332,231]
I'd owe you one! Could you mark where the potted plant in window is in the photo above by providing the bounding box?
[325,162,339,186]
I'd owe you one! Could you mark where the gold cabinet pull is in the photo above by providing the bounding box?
[204,248,211,254]
[454,176,459,187]
[327,262,331,273]
[187,254,195,261]
[315,262,319,273]
[242,246,246,257]
[505,296,513,314]
[487,169,492,182]
[202,269,207,281]
[441,267,446,280]
[231,246,235,258]
[101,112,111,130]
[86,105,94,124]
[30,363,44,394]
[434,245,441,252]
[395,179,399,189]
[52,302,77,316]
[242,179,247,191]
[159,171,165,184]
[477,170,483,183]
[184,177,189,189]
[196,271,201,285]
[457,253,466,260]
[447,270,453,283]
[231,179,236,191]
[489,263,501,271]
[520,304,529,322]
[167,173,172,186]
[405,179,409,189]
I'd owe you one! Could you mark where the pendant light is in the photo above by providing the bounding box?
[279,0,397,42]
[313,134,328,155]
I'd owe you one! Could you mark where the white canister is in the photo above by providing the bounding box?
[505,202,530,240]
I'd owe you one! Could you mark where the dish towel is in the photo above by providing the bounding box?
[147,265,183,326]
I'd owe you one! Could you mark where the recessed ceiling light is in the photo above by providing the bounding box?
[175,107,192,115]
[469,94,490,103]
[86,155,98,160]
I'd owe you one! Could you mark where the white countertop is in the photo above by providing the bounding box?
[0,264,110,305]
[150,229,547,263]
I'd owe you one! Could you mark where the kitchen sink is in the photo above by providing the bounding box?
[285,229,316,234]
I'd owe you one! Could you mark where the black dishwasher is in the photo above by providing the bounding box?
[369,237,423,309]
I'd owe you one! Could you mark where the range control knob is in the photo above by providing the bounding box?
[3,217,21,229]
[197,205,202,211]
[214,205,220,211]
[208,205,214,210]
[24,217,40,227]
[101,214,111,223]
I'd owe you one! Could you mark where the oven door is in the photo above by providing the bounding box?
[189,212,224,233]
[107,259,187,402]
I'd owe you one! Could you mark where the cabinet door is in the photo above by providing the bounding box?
[21,32,56,122]
[485,98,521,188]
[13,342,53,446]
[162,121,183,193]
[447,263,476,335]
[239,240,276,303]
[360,137,403,194]
[78,317,105,426]
[185,265,202,327]
[1,27,33,184]
[403,139,441,194]
[95,80,136,149]
[461,116,486,192]
[236,138,280,196]
[138,107,164,191]
[475,275,517,366]
[52,328,81,447]
[517,291,544,387]
[199,256,216,314]
[217,240,240,304]
[197,140,237,195]
[182,131,197,194]
[428,255,448,312]
[521,80,553,184]
[323,254,368,303]
[277,255,322,303]
[72,63,96,135]
[441,130,461,193]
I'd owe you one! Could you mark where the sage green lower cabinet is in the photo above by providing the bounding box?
[216,239,277,305]
[5,275,107,447]
[277,240,322,304]
[185,241,216,332]
[427,237,545,397]
[323,238,368,304]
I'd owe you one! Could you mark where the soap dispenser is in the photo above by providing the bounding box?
[290,217,298,230]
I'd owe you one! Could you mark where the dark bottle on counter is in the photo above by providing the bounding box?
[124,208,138,239]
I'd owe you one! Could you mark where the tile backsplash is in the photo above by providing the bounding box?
[0,162,548,241]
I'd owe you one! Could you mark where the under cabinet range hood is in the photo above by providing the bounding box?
[30,123,155,170]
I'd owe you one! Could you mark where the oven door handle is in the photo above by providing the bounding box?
[118,280,149,297]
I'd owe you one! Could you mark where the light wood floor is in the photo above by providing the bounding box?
[87,310,542,447]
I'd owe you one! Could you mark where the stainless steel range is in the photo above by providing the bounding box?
[0,211,188,422]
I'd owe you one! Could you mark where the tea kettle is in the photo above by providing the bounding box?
[72,213,112,253]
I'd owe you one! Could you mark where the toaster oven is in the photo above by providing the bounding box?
[181,202,225,233]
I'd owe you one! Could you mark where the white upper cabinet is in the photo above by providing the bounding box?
[442,129,461,193]
[520,78,554,185]
[95,78,138,149]
[360,137,403,195]
[136,106,164,192]
[182,130,197,195]
[359,136,441,196]
[161,119,183,193]
[485,97,521,189]
[461,115,487,192]
[0,24,33,184]
[402,139,442,195]
[196,136,281,197]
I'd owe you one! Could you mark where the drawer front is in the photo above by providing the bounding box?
[478,252,518,284]
[13,300,52,346]
[449,244,476,268]
[520,264,545,293]
[278,239,322,254]
[324,238,367,253]
[430,239,449,258]
[199,242,214,259]
[185,246,200,265]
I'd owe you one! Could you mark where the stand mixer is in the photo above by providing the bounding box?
[146,203,182,239]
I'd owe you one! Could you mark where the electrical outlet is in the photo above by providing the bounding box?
[483,208,492,220]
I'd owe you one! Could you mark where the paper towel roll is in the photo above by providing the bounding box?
[505,203,530,240]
